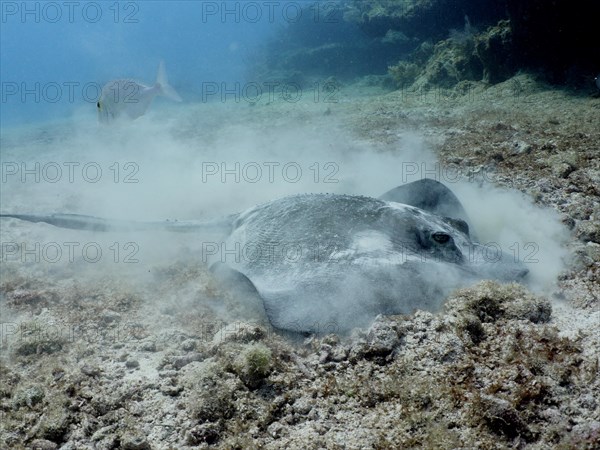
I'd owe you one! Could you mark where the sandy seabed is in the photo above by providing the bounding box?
[1,75,598,449]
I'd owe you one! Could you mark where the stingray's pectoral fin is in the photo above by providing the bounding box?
[210,270,322,337]
[209,263,269,322]
[210,263,260,299]
[258,289,342,336]
[217,276,335,336]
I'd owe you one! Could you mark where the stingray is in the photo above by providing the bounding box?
[1,179,528,333]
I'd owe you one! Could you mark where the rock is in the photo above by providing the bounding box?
[30,439,58,450]
[160,383,183,397]
[100,310,121,324]
[185,362,239,422]
[446,281,552,324]
[80,365,101,377]
[38,405,70,442]
[366,316,401,355]
[318,335,348,363]
[579,394,598,411]
[509,140,532,155]
[318,342,348,363]
[186,422,220,445]
[13,384,45,408]
[477,394,532,441]
[125,359,140,369]
[585,242,600,262]
[571,242,600,270]
[91,425,117,442]
[14,322,66,356]
[172,352,205,370]
[180,339,197,351]
[121,434,151,450]
[561,214,576,230]
[457,314,486,344]
[139,341,157,352]
[212,322,267,346]
[510,296,553,324]
[553,162,575,178]
[549,152,579,179]
[292,397,314,415]
[569,420,600,444]
[267,422,285,439]
[349,316,401,361]
[475,20,515,84]
[576,220,600,244]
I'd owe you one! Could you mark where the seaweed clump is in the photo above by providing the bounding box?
[388,18,513,89]
[233,343,273,389]
[443,281,592,445]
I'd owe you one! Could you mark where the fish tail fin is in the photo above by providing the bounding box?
[156,61,182,102]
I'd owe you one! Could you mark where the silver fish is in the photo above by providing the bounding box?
[97,61,182,123]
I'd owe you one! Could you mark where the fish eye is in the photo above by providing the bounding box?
[97,101,101,109]
[432,232,451,244]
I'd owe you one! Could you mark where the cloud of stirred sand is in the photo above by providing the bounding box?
[0,101,569,305]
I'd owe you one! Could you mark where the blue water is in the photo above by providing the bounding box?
[1,1,298,126]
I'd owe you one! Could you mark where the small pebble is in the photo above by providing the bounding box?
[125,359,140,369]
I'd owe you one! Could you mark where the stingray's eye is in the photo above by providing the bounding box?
[97,101,101,109]
[432,232,451,244]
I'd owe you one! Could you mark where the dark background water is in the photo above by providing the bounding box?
[2,0,598,127]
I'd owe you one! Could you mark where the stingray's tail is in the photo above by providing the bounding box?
[0,213,231,233]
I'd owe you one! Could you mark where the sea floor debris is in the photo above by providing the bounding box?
[1,78,598,449]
